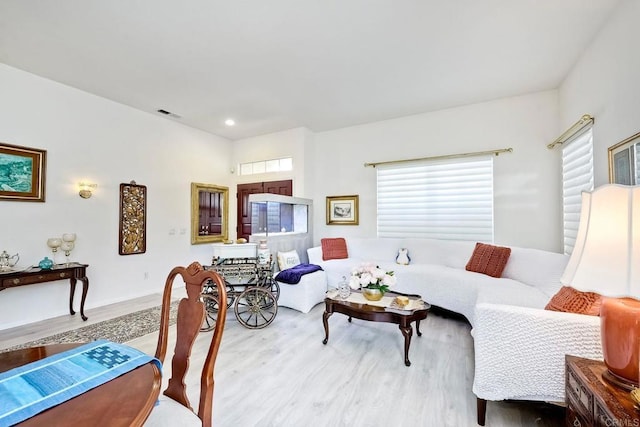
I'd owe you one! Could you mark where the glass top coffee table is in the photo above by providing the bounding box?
[322,290,430,366]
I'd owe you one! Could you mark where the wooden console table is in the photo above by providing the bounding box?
[0,263,89,321]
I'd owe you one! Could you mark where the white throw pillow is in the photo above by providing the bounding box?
[277,250,301,271]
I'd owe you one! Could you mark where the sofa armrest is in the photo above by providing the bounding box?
[307,246,323,265]
[472,303,602,403]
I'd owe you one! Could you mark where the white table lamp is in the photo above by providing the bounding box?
[561,184,640,388]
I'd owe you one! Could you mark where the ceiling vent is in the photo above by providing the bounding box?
[156,109,181,119]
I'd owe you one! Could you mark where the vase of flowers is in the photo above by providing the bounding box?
[349,262,396,301]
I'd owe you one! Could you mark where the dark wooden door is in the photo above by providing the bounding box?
[236,180,292,240]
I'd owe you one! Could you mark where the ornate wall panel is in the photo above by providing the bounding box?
[119,181,147,255]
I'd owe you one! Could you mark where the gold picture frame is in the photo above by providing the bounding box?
[608,131,640,185]
[191,182,229,244]
[326,195,359,225]
[0,142,46,202]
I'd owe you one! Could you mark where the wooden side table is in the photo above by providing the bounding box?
[565,355,640,426]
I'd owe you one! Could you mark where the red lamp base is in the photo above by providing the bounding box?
[600,297,640,389]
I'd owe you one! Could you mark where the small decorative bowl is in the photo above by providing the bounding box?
[395,296,409,308]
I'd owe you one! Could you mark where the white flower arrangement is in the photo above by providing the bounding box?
[349,262,396,293]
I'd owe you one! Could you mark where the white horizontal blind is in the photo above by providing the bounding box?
[377,156,494,241]
[562,127,594,255]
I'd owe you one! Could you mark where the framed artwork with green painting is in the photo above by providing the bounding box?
[0,143,47,202]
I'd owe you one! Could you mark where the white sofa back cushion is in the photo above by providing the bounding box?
[398,238,447,265]
[501,246,569,298]
[346,237,402,262]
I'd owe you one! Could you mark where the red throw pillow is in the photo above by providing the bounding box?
[321,238,348,261]
[465,242,511,278]
[545,286,601,316]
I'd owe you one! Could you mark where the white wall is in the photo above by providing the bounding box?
[0,64,232,329]
[559,0,640,187]
[311,91,562,252]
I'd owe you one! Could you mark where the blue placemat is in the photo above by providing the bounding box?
[0,339,162,426]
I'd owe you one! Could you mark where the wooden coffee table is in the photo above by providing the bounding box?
[322,290,430,366]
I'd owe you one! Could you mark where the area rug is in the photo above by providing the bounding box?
[2,302,178,353]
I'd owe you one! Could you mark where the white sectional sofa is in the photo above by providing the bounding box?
[306,237,603,425]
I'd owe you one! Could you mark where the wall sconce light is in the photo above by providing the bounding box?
[78,182,97,199]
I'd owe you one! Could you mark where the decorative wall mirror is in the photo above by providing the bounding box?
[608,131,640,185]
[191,183,229,244]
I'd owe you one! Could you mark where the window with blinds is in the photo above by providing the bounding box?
[376,156,494,241]
[562,127,594,255]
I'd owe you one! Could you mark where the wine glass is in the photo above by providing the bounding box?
[46,238,62,264]
[61,234,76,266]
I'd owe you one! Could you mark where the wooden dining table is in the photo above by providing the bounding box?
[0,343,162,427]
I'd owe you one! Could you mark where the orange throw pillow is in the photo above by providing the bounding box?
[465,242,511,278]
[321,238,348,261]
[545,286,601,316]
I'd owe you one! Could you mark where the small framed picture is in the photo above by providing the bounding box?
[0,142,47,202]
[608,131,640,185]
[326,195,359,225]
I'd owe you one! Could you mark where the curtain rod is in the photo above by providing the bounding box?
[363,148,513,168]
[547,114,594,149]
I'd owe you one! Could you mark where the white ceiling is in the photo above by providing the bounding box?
[0,0,620,140]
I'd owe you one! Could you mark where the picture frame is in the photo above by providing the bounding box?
[119,181,147,255]
[608,131,640,185]
[326,195,359,225]
[0,142,47,202]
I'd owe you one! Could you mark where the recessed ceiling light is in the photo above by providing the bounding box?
[225,119,235,126]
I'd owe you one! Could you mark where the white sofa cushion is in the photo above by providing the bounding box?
[398,238,475,268]
[501,246,568,298]
[144,395,202,426]
[346,238,402,263]
[474,276,551,310]
[320,258,363,288]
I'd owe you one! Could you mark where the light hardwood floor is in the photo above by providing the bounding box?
[0,296,564,426]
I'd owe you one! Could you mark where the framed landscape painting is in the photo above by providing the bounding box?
[326,195,359,225]
[0,143,47,202]
[608,131,640,185]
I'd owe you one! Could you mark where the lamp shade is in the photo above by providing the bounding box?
[561,184,640,388]
[561,184,640,298]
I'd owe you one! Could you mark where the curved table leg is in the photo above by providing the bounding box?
[69,278,77,316]
[399,324,413,366]
[322,311,332,344]
[416,319,423,337]
[69,276,89,321]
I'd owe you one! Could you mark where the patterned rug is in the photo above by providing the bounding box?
[2,302,178,353]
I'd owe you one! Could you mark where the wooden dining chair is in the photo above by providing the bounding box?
[145,262,227,427]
